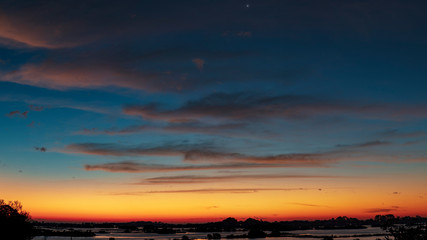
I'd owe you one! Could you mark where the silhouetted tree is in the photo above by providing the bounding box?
[384,225,427,240]
[0,199,33,239]
[375,215,397,228]
[221,217,239,229]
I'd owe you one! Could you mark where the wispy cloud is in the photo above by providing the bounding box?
[136,174,342,184]
[67,138,423,172]
[66,142,335,170]
[6,110,28,118]
[75,122,250,138]
[336,140,391,148]
[34,146,47,152]
[205,206,219,210]
[123,92,346,121]
[237,32,252,38]
[28,121,39,128]
[85,161,283,173]
[123,92,427,122]
[183,150,330,166]
[0,93,118,115]
[66,142,215,157]
[192,58,205,70]
[365,206,400,213]
[4,58,170,91]
[4,47,254,92]
[380,129,427,139]
[0,1,200,48]
[110,187,312,195]
[28,105,44,111]
[289,202,330,208]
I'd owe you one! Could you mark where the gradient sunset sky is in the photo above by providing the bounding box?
[1,0,427,223]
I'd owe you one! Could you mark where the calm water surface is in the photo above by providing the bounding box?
[33,227,387,240]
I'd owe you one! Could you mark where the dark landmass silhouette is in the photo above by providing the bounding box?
[33,215,427,239]
[2,199,426,239]
[34,215,427,232]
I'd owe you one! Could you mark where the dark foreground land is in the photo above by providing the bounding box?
[35,215,427,231]
[32,215,427,239]
[2,200,427,239]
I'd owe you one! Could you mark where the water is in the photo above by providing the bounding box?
[32,227,387,240]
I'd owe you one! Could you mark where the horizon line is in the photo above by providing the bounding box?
[32,214,426,224]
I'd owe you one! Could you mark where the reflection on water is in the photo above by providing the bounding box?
[33,226,386,240]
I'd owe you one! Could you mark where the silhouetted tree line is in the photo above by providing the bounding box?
[0,199,96,238]
[384,224,427,240]
[0,199,33,240]
[33,214,427,234]
[3,199,426,240]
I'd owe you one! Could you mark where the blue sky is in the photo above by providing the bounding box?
[1,0,427,221]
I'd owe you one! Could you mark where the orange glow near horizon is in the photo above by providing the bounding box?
[3,172,425,223]
[2,0,427,230]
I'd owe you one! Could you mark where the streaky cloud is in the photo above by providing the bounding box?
[365,206,400,213]
[66,142,216,157]
[380,129,427,139]
[289,202,331,208]
[3,45,253,92]
[183,150,330,166]
[124,92,427,122]
[6,110,28,118]
[75,121,251,138]
[137,174,343,184]
[84,161,281,173]
[110,187,312,195]
[0,1,211,48]
[68,142,335,169]
[336,140,391,148]
[0,93,119,115]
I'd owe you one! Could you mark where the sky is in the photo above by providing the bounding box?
[1,0,427,223]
